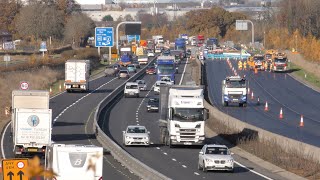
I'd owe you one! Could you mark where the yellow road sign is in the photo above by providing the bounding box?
[2,159,29,180]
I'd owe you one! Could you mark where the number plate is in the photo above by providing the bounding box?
[233,99,238,101]
[72,85,79,88]
[28,148,37,152]
[184,142,192,145]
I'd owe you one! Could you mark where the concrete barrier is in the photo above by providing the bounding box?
[196,58,320,163]
[93,58,170,180]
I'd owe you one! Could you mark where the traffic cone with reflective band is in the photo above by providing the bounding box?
[248,88,250,94]
[264,101,269,111]
[251,92,254,99]
[254,68,258,74]
[300,115,304,127]
[279,108,283,119]
[59,84,62,92]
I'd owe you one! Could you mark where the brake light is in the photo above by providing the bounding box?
[284,63,287,67]
[273,63,276,67]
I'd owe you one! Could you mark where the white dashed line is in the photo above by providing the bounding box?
[172,159,177,161]
[156,147,160,150]
[194,172,200,175]
[163,152,168,155]
[182,165,187,168]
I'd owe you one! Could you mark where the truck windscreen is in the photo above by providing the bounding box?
[226,80,246,88]
[274,58,287,63]
[158,64,175,74]
[172,108,204,121]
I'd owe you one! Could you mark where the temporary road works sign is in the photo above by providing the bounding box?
[2,158,29,180]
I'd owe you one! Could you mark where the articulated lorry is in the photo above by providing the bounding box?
[159,85,209,147]
[175,38,186,57]
[11,90,51,157]
[65,60,91,92]
[46,144,103,180]
[119,46,133,67]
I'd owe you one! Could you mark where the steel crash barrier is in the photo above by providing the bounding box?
[93,57,171,180]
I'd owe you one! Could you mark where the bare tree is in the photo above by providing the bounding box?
[14,4,64,39]
[124,14,134,21]
[64,13,95,47]
[0,0,21,32]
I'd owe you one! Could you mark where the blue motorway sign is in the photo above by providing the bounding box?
[95,27,114,47]
[127,35,140,43]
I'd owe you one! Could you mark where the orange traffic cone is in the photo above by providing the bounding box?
[254,68,258,74]
[300,115,304,127]
[251,92,254,99]
[279,108,283,119]
[264,101,269,111]
[248,88,250,94]
[59,84,62,92]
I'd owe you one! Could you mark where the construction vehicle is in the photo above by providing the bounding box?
[222,76,247,107]
[271,52,289,72]
[264,49,277,71]
[247,54,265,70]
[159,85,209,147]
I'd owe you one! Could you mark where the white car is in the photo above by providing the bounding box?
[124,82,140,98]
[138,55,148,65]
[148,52,155,57]
[198,144,234,172]
[122,125,150,146]
[153,80,173,94]
[136,80,147,91]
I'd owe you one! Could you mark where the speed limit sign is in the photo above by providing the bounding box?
[20,81,29,90]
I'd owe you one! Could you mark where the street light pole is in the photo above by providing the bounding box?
[116,21,142,51]
[245,20,255,45]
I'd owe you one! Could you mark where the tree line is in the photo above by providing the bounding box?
[0,0,94,47]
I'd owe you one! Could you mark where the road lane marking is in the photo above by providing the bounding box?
[235,161,274,180]
[179,58,189,85]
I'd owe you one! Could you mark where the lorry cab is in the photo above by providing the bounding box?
[222,76,247,107]
[272,52,289,72]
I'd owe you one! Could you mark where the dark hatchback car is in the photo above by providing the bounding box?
[146,98,159,112]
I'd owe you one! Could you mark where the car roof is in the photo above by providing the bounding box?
[206,144,228,148]
[119,69,128,72]
[126,82,138,85]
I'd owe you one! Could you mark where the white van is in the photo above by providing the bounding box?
[124,82,140,98]
[46,144,103,180]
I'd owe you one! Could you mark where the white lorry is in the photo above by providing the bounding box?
[46,144,103,180]
[152,35,164,45]
[65,60,91,92]
[11,90,51,157]
[222,76,247,107]
[159,85,209,147]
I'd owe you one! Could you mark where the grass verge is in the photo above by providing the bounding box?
[289,62,320,88]
[207,119,320,180]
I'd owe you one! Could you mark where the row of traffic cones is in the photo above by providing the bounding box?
[49,83,64,94]
[249,88,304,127]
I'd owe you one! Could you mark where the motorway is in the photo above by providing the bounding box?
[206,59,320,147]
[1,70,141,179]
[103,57,278,180]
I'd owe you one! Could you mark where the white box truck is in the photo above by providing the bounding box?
[11,90,50,135]
[46,144,103,180]
[13,108,52,157]
[159,85,209,147]
[65,60,91,92]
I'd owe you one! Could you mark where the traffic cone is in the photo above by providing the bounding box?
[257,97,260,105]
[251,91,254,99]
[50,87,52,94]
[264,101,269,111]
[279,108,283,119]
[254,68,258,74]
[300,115,304,127]
[59,84,62,92]
[248,88,250,94]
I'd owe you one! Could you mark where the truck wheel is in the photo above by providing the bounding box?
[243,103,247,107]
[223,102,228,107]
[239,103,243,107]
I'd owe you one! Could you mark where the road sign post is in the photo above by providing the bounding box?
[95,27,114,60]
[236,20,254,45]
[39,41,47,57]
[4,55,10,68]
[2,159,29,180]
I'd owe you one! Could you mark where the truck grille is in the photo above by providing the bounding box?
[177,129,196,140]
[229,94,241,99]
[133,137,143,140]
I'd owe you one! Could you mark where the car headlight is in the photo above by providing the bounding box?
[125,136,132,139]
[205,159,213,162]
[224,95,229,100]
[144,137,149,139]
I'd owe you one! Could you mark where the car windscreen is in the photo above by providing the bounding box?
[119,71,128,74]
[128,65,134,68]
[254,56,264,61]
[126,85,138,89]
[206,147,229,155]
[137,81,145,84]
[139,55,148,58]
[226,80,246,88]
[148,98,159,103]
[127,127,146,133]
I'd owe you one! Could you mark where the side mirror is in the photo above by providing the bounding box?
[205,109,210,120]
[122,131,125,134]
[199,151,204,155]
[148,131,150,134]
[231,152,234,155]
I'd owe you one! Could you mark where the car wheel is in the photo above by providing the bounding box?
[202,162,207,172]
[223,101,228,107]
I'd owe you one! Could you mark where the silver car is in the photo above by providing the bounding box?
[123,125,150,146]
[136,80,147,91]
[198,144,234,172]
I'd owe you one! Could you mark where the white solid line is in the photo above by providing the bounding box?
[1,122,11,159]
[235,161,274,180]
[179,58,189,85]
